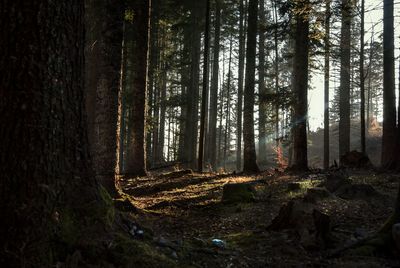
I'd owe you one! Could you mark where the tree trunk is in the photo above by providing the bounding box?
[273,0,280,146]
[243,0,260,173]
[0,1,103,265]
[236,0,246,171]
[323,0,331,170]
[258,0,268,166]
[291,0,310,171]
[359,0,366,154]
[208,0,221,170]
[125,0,151,176]
[183,2,202,169]
[339,0,352,160]
[381,0,397,168]
[85,0,123,195]
[198,0,211,172]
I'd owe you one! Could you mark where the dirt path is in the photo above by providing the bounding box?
[120,170,400,267]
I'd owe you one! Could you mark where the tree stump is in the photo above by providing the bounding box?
[340,150,372,168]
[267,200,331,249]
[221,183,256,203]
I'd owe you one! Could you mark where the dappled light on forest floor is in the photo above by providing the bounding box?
[117,170,400,267]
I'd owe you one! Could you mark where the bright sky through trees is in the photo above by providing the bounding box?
[309,0,400,130]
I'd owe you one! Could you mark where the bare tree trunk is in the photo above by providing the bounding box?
[236,0,246,171]
[360,0,366,154]
[273,0,280,145]
[85,0,123,195]
[258,0,268,166]
[381,0,397,168]
[198,0,211,172]
[291,0,310,171]
[339,0,352,160]
[324,0,331,170]
[0,1,103,265]
[224,38,234,170]
[125,0,151,176]
[208,0,221,170]
[183,2,202,169]
[243,0,260,173]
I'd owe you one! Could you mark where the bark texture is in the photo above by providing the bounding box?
[291,0,310,171]
[243,0,260,173]
[381,0,397,168]
[0,1,100,266]
[125,0,151,176]
[339,0,352,160]
[85,0,123,194]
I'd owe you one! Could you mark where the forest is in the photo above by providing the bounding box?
[1,0,400,267]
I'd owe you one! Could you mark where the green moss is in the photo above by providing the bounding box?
[110,233,177,268]
[222,183,255,204]
[98,185,116,227]
[224,231,261,248]
[59,210,79,246]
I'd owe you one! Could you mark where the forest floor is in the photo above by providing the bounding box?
[118,168,400,267]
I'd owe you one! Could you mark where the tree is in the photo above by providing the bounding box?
[243,0,260,173]
[236,0,246,171]
[339,0,352,160]
[381,0,396,168]
[198,0,211,172]
[85,0,123,195]
[125,0,151,176]
[258,0,268,165]
[359,0,366,154]
[182,1,202,169]
[0,1,104,266]
[290,0,310,171]
[324,0,331,169]
[208,0,221,170]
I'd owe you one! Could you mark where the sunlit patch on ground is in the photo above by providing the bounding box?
[119,170,400,267]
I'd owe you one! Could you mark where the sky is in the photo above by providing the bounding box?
[308,0,400,131]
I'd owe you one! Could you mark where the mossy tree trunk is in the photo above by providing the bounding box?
[0,1,105,266]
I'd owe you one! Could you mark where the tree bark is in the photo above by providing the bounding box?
[125,0,151,176]
[339,0,352,160]
[360,0,366,154]
[291,0,310,171]
[258,0,268,166]
[324,0,331,170]
[183,2,202,169]
[243,0,260,173]
[85,0,123,195]
[381,0,397,168]
[208,0,221,170]
[198,0,211,172]
[236,0,246,171]
[0,1,102,265]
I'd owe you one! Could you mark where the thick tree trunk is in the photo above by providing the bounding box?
[243,0,260,173]
[208,0,221,170]
[258,0,268,166]
[381,0,397,168]
[236,0,246,171]
[291,0,310,171]
[125,0,151,176]
[0,1,102,266]
[85,0,123,195]
[339,0,352,160]
[183,2,202,169]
